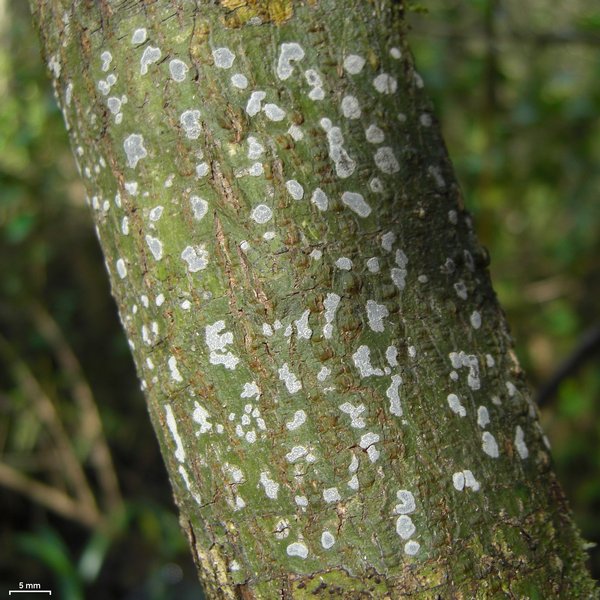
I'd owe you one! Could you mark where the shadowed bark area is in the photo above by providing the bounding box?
[31,1,596,597]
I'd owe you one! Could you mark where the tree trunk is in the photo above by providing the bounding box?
[30,1,596,597]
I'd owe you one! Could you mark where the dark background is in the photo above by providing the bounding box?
[0,1,598,597]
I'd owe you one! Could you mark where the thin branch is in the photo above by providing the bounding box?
[29,302,123,512]
[0,332,99,514]
[0,460,102,528]
[537,325,600,406]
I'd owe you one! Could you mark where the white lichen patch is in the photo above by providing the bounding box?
[278,363,302,394]
[286,541,308,559]
[205,320,239,370]
[447,393,466,417]
[394,490,416,514]
[149,206,163,222]
[373,73,397,94]
[116,258,127,279]
[165,404,185,463]
[180,109,202,139]
[131,28,147,44]
[181,244,208,272]
[169,59,188,82]
[323,487,341,503]
[470,311,482,329]
[294,310,312,339]
[452,469,480,492]
[276,43,305,80]
[359,431,381,462]
[286,410,307,431]
[366,300,389,332]
[482,431,499,458]
[288,124,303,141]
[341,191,371,217]
[263,103,285,121]
[107,96,122,115]
[381,231,396,251]
[247,136,264,159]
[335,257,352,270]
[395,515,416,540]
[48,54,61,78]
[98,75,117,95]
[368,177,383,193]
[286,180,304,200]
[285,446,308,463]
[295,495,308,508]
[140,46,161,75]
[250,204,273,224]
[386,345,398,367]
[100,50,112,72]
[323,293,341,339]
[339,402,366,429]
[274,518,290,539]
[366,257,380,273]
[145,235,163,260]
[386,375,403,417]
[343,54,365,75]
[320,118,356,178]
[196,162,210,178]
[260,471,279,499]
[449,351,481,391]
[241,381,261,400]
[341,95,361,119]
[123,134,147,169]
[365,124,385,144]
[168,356,183,383]
[317,366,331,382]
[192,402,212,434]
[231,73,248,89]
[212,47,235,69]
[310,188,328,211]
[246,90,266,116]
[405,540,420,555]
[223,463,245,484]
[454,281,468,300]
[304,69,324,100]
[178,465,201,505]
[374,146,400,174]
[515,425,529,459]
[190,196,208,221]
[321,531,335,549]
[353,345,384,377]
[428,165,446,188]
[477,406,490,428]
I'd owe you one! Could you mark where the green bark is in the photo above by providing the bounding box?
[31,1,596,597]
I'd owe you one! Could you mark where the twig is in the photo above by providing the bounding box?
[0,332,99,514]
[537,325,600,406]
[29,302,123,512]
[0,460,102,528]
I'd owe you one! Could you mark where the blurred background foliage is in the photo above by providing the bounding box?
[0,0,597,596]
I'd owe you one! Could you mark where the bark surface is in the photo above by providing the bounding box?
[31,1,596,598]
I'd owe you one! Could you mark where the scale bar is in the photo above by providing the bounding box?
[8,592,52,595]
